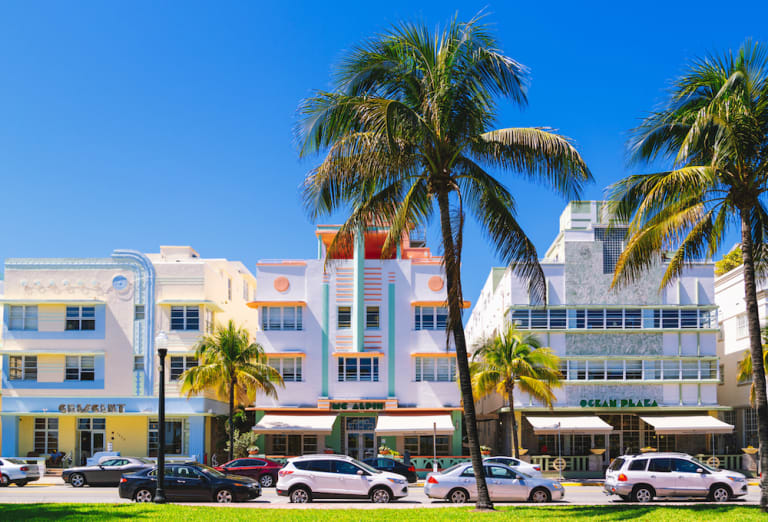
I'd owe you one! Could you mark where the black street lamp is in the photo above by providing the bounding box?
[155,332,168,504]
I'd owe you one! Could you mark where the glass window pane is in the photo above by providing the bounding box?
[626,360,643,380]
[587,310,604,329]
[414,307,422,330]
[605,310,623,329]
[25,306,38,330]
[549,310,566,329]
[663,360,680,380]
[296,307,303,330]
[338,307,351,329]
[643,309,660,328]
[624,309,642,328]
[662,310,679,328]
[435,308,448,329]
[422,357,435,381]
[680,310,698,328]
[269,307,282,330]
[572,360,586,380]
[644,360,661,380]
[421,307,434,329]
[366,307,380,329]
[530,310,548,329]
[588,360,605,380]
[359,358,372,381]
[283,307,296,330]
[338,357,344,381]
[568,309,585,329]
[9,306,24,330]
[436,358,450,381]
[682,361,699,380]
[606,360,624,380]
[415,358,422,382]
[510,309,529,328]
[345,358,357,380]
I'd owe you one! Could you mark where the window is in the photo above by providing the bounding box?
[262,306,303,331]
[510,309,530,328]
[487,466,515,478]
[673,459,700,473]
[134,305,145,321]
[643,309,661,329]
[549,310,566,329]
[34,418,58,453]
[737,314,748,338]
[337,306,351,329]
[661,310,679,329]
[170,306,199,331]
[9,305,38,331]
[65,356,95,381]
[205,309,214,334]
[596,227,626,273]
[744,408,759,447]
[149,419,184,456]
[606,360,624,380]
[568,309,585,329]
[134,355,144,371]
[605,310,623,329]
[268,357,303,382]
[227,278,232,301]
[680,310,698,328]
[170,356,198,381]
[624,309,642,328]
[531,310,548,329]
[570,360,586,380]
[338,357,379,382]
[628,459,648,471]
[78,418,105,431]
[644,360,661,380]
[587,360,605,380]
[681,361,699,380]
[415,357,456,382]
[414,306,448,330]
[335,461,362,475]
[662,360,680,380]
[587,310,604,329]
[243,282,249,301]
[625,360,643,380]
[719,364,725,385]
[404,435,450,456]
[366,306,380,329]
[66,306,96,331]
[294,459,332,471]
[9,355,37,381]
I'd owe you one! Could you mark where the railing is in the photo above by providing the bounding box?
[694,454,748,473]
[530,455,591,474]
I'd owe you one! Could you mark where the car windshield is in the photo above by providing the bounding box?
[196,464,226,478]
[689,457,717,472]
[5,458,26,465]
[441,464,464,474]
[608,458,625,471]
[348,458,382,474]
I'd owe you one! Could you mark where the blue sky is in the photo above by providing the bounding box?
[0,1,766,303]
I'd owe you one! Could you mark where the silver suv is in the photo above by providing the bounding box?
[604,452,747,502]
[276,454,409,503]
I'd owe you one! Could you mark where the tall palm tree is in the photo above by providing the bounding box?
[608,40,768,510]
[738,326,768,407]
[180,320,283,461]
[297,15,591,509]
[471,325,562,458]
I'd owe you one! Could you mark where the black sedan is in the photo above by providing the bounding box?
[63,457,154,487]
[362,457,419,483]
[119,463,261,503]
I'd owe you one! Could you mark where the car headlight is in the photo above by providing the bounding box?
[552,483,563,489]
[387,478,406,485]
[727,476,745,482]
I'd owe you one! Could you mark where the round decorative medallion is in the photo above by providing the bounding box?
[428,276,444,292]
[274,276,290,293]
[112,275,128,291]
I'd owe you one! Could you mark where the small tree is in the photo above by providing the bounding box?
[715,247,743,276]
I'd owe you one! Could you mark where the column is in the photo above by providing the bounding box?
[187,416,205,462]
[353,231,365,352]
[321,280,330,397]
[388,280,396,397]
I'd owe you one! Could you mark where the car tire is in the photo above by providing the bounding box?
[215,488,234,503]
[0,475,10,487]
[15,481,27,487]
[447,488,469,503]
[134,488,154,502]
[289,485,312,503]
[631,485,654,503]
[618,494,630,502]
[370,486,392,503]
[529,487,551,503]
[69,473,86,488]
[259,474,274,488]
[709,484,731,502]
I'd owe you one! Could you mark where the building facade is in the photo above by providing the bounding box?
[0,246,257,465]
[466,201,732,473]
[248,226,464,465]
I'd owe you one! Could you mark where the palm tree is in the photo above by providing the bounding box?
[738,326,768,407]
[296,15,591,509]
[180,320,283,461]
[471,324,562,458]
[608,41,768,510]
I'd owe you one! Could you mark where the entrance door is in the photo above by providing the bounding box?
[77,418,106,465]
[345,417,376,460]
[608,433,622,466]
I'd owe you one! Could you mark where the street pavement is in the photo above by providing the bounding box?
[0,482,761,507]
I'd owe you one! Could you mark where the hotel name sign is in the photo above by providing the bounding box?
[58,403,127,413]
[580,398,659,408]
[331,401,385,411]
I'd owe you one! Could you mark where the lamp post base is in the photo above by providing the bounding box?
[154,488,166,504]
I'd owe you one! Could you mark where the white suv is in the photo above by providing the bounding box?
[276,454,409,503]
[604,452,747,502]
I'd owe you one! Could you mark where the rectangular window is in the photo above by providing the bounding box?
[661,309,679,329]
[625,360,643,380]
[510,309,530,329]
[303,435,317,454]
[421,307,435,329]
[586,310,604,329]
[338,357,379,382]
[644,360,661,380]
[9,305,38,331]
[605,310,623,329]
[549,310,567,329]
[243,282,249,301]
[435,307,448,329]
[559,360,569,380]
[34,418,58,453]
[169,356,198,381]
[624,309,642,328]
[680,310,698,329]
[268,356,303,382]
[587,360,605,380]
[700,309,715,329]
[134,355,144,371]
[65,356,95,381]
[205,309,214,334]
[681,361,699,380]
[66,306,96,331]
[643,309,661,329]
[9,355,37,381]
[662,360,680,380]
[404,436,419,455]
[134,305,145,321]
[337,306,352,329]
[148,419,184,456]
[530,310,548,329]
[737,314,748,338]
[227,278,232,301]
[366,306,380,329]
[262,306,302,331]
[170,306,199,331]
[568,309,585,329]
[415,357,456,382]
[606,360,624,380]
[571,360,586,380]
[414,306,448,330]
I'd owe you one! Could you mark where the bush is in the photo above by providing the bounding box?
[224,429,260,459]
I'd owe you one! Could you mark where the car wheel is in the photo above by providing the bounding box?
[259,474,274,488]
[0,475,10,487]
[631,485,654,503]
[529,487,551,503]
[709,485,731,502]
[134,488,154,502]
[370,486,392,503]
[289,486,312,503]
[216,489,234,503]
[448,488,468,504]
[618,494,630,502]
[15,481,27,487]
[70,473,86,488]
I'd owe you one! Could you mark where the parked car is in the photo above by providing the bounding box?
[63,457,154,487]
[483,456,542,477]
[0,458,41,487]
[276,454,409,503]
[362,457,418,483]
[215,457,283,488]
[604,452,748,502]
[424,462,564,503]
[119,462,261,503]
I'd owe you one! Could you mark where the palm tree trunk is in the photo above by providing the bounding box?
[740,208,768,511]
[436,188,493,510]
[507,384,519,459]
[229,376,235,462]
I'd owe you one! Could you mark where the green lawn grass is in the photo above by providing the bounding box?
[0,504,764,521]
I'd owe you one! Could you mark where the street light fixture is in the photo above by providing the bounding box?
[154,331,168,504]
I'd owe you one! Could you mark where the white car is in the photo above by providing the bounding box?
[604,452,748,502]
[483,456,542,477]
[0,458,42,487]
[276,454,409,503]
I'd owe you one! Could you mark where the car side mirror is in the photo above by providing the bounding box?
[696,468,705,474]
[357,470,365,475]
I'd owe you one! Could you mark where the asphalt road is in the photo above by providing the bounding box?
[0,483,761,507]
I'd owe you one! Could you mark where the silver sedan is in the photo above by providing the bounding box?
[424,462,564,503]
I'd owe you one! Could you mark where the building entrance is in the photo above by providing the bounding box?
[345,417,376,460]
[76,418,106,465]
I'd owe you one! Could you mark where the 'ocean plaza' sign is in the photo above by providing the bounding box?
[331,401,385,411]
[580,398,659,408]
[58,403,127,413]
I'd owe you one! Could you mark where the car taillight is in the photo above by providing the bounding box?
[618,473,628,482]
[408,465,415,472]
[427,475,439,484]
[20,466,29,472]
[533,466,541,471]
[278,470,293,477]
[120,478,127,483]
